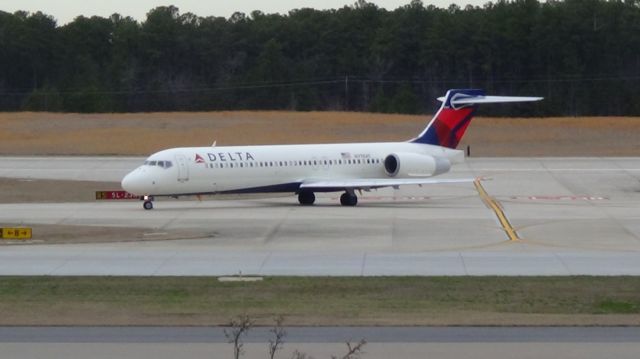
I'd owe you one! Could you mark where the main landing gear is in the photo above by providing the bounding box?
[142,195,154,210]
[298,190,316,205]
[297,190,358,206]
[340,192,358,206]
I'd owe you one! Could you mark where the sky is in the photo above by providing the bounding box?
[1,0,488,24]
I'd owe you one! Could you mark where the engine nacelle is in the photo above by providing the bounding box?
[384,153,451,177]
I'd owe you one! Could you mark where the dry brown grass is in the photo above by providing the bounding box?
[1,111,638,156]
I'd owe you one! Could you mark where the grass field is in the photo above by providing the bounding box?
[1,276,639,326]
[0,111,638,156]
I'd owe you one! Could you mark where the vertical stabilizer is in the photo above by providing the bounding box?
[410,89,542,149]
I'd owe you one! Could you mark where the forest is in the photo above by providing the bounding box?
[0,0,639,115]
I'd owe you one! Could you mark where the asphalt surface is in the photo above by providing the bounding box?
[2,327,639,359]
[1,326,639,343]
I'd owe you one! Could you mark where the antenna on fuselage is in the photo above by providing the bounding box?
[211,140,217,147]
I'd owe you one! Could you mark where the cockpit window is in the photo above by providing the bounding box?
[159,161,173,169]
[144,160,172,168]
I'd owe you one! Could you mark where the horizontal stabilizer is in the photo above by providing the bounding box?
[437,95,543,106]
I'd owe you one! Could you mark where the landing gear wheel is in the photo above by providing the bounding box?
[143,200,154,210]
[340,192,358,206]
[298,190,316,205]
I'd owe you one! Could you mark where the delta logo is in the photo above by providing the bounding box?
[195,154,206,163]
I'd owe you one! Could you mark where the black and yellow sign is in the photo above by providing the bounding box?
[1,227,32,240]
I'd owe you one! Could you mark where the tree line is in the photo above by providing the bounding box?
[1,0,639,115]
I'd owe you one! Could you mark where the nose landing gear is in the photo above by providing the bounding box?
[142,195,154,210]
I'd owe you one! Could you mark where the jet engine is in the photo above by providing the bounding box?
[383,153,451,177]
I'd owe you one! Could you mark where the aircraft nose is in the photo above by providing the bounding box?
[121,168,147,195]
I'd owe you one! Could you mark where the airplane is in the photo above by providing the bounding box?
[121,89,542,209]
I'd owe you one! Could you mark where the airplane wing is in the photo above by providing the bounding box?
[299,178,476,191]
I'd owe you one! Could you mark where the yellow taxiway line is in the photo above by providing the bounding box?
[474,179,520,241]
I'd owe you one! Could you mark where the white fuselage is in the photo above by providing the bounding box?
[121,141,464,197]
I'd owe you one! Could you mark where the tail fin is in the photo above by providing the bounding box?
[410,89,543,148]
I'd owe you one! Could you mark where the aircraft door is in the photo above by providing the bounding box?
[175,154,189,182]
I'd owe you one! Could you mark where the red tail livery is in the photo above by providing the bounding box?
[411,89,541,148]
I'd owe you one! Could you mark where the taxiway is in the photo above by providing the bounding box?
[0,157,639,276]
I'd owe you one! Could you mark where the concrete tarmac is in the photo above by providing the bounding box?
[1,327,639,359]
[0,157,639,276]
